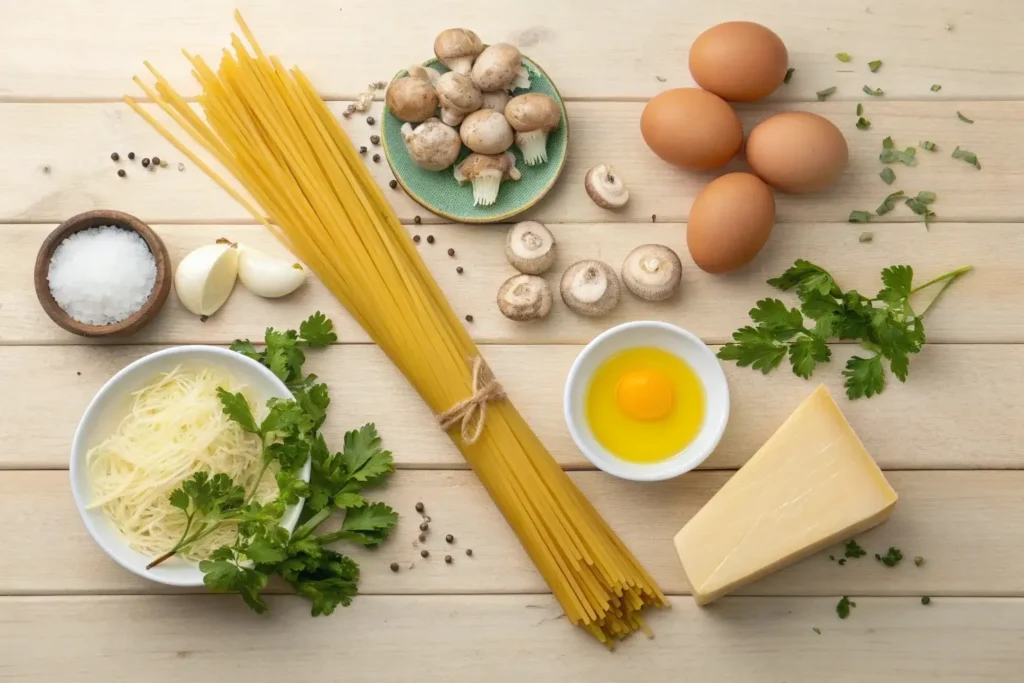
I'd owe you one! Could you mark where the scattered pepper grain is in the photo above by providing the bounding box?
[447,248,455,257]
[446,534,454,543]
[419,521,429,531]
[110,152,120,162]
[466,549,473,556]
[465,314,474,322]
[651,214,657,222]
[152,156,161,166]
[141,158,150,168]
[128,152,136,160]
[390,562,400,572]
[117,169,127,178]
[178,163,185,171]
[414,216,423,224]
[413,234,421,243]
[421,550,430,558]
[359,146,367,155]
[370,135,381,145]
[389,179,398,189]
[367,116,376,125]
[42,165,51,174]
[372,154,380,162]
[419,533,427,542]
[445,555,453,564]
[456,266,464,274]
[415,502,425,513]
[921,596,931,605]
[426,234,434,243]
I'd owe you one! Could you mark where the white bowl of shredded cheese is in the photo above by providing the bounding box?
[69,345,310,587]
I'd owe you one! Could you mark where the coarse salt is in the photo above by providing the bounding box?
[47,226,157,325]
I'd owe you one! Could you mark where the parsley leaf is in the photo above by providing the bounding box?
[842,354,885,399]
[952,146,981,169]
[844,539,868,559]
[789,336,831,379]
[718,327,789,374]
[768,260,839,297]
[876,547,904,567]
[299,311,338,347]
[337,502,400,547]
[217,388,259,434]
[836,596,854,619]
[340,423,395,484]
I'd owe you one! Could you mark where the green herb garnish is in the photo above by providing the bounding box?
[957,111,974,123]
[859,232,874,243]
[844,539,868,558]
[856,117,871,130]
[863,85,884,96]
[718,260,973,399]
[883,136,895,149]
[836,53,852,62]
[875,547,904,567]
[905,191,937,226]
[914,556,925,567]
[816,86,837,101]
[813,627,822,635]
[868,60,883,72]
[856,103,863,116]
[952,146,981,169]
[931,84,942,92]
[876,190,906,215]
[880,167,896,184]
[838,558,847,566]
[837,596,854,619]
[784,67,795,84]
[848,210,872,223]
[920,141,937,151]
[880,142,917,166]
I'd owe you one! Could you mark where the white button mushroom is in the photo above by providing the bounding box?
[480,91,511,113]
[504,221,556,275]
[497,274,553,322]
[560,260,621,317]
[459,109,514,155]
[621,244,682,301]
[433,29,484,75]
[504,93,562,166]
[401,118,462,171]
[584,165,630,209]
[435,71,483,127]
[406,64,442,87]
[471,43,531,93]
[385,76,439,123]
[453,152,521,206]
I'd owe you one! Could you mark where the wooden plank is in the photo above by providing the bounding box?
[1,594,1020,682]
[3,223,1016,346]
[0,100,1014,225]
[2,344,1020,471]
[0,0,1020,101]
[3,470,1022,597]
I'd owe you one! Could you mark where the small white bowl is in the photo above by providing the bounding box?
[564,321,730,481]
[69,345,311,587]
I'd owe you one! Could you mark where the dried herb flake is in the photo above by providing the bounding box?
[848,210,872,223]
[836,53,853,63]
[931,84,942,92]
[952,146,981,169]
[920,141,937,151]
[957,111,974,124]
[880,167,896,185]
[863,85,884,96]
[868,60,883,72]
[784,68,795,84]
[816,86,838,101]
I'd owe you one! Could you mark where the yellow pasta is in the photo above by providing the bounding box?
[127,11,666,644]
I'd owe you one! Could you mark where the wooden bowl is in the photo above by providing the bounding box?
[34,210,172,337]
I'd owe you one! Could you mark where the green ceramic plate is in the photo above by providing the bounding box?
[382,57,569,224]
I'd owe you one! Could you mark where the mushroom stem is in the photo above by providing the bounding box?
[515,130,550,165]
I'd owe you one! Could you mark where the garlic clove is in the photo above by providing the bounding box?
[237,245,307,299]
[173,240,240,317]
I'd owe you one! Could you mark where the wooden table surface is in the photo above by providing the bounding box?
[2,1,1023,681]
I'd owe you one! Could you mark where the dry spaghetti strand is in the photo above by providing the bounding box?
[127,11,666,644]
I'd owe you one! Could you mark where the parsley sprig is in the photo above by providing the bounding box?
[158,313,398,618]
[718,261,973,399]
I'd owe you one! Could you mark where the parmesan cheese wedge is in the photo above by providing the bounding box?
[674,385,898,605]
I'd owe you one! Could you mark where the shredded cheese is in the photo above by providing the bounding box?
[86,366,277,561]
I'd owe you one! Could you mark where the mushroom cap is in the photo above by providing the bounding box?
[385,76,438,123]
[407,64,442,87]
[471,43,524,92]
[504,93,561,133]
[497,274,553,321]
[480,91,511,112]
[621,244,682,301]
[459,109,514,155]
[401,118,462,171]
[560,260,621,317]
[504,221,556,275]
[584,165,630,210]
[433,29,484,70]
[454,152,520,182]
[436,71,483,113]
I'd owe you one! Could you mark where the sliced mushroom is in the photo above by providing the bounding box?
[504,94,561,165]
[433,29,484,75]
[459,109,514,155]
[471,43,531,93]
[480,91,511,113]
[385,76,438,123]
[401,118,462,171]
[453,152,521,206]
[434,71,482,127]
[497,274,553,321]
[406,64,442,87]
[504,221,556,275]
[560,260,621,317]
[584,165,630,209]
[621,244,682,301]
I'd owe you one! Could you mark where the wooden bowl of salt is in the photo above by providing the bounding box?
[34,210,172,337]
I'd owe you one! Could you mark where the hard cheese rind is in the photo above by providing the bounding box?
[674,384,897,605]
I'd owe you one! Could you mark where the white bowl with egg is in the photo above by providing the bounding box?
[564,321,730,481]
[69,345,311,587]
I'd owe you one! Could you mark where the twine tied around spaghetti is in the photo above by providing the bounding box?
[436,357,506,445]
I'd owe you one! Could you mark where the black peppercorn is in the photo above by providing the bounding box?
[447,248,455,257]
[372,154,380,162]
[117,169,127,178]
[446,534,454,543]
[419,533,427,542]
[370,135,380,145]
[390,562,399,572]
[419,521,429,531]
[445,555,453,564]
[465,314,474,322]
[466,549,473,557]
[359,146,367,155]
[921,596,931,605]
[421,550,429,558]
[76,371,81,376]
[141,158,151,168]
[415,502,425,513]
[389,179,398,189]
[651,214,657,222]
[110,152,120,161]
[128,152,136,160]
[426,234,434,243]
[413,235,421,243]
[414,216,422,224]
[152,156,160,166]
[456,266,464,274]
[367,116,376,125]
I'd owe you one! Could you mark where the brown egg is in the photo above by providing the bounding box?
[745,111,849,193]
[687,173,775,274]
[689,22,789,102]
[640,88,743,170]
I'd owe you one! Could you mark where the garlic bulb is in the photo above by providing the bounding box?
[174,239,240,317]
[237,245,307,298]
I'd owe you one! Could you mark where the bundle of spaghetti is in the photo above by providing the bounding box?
[126,11,666,644]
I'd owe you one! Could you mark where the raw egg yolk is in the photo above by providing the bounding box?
[615,370,674,421]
